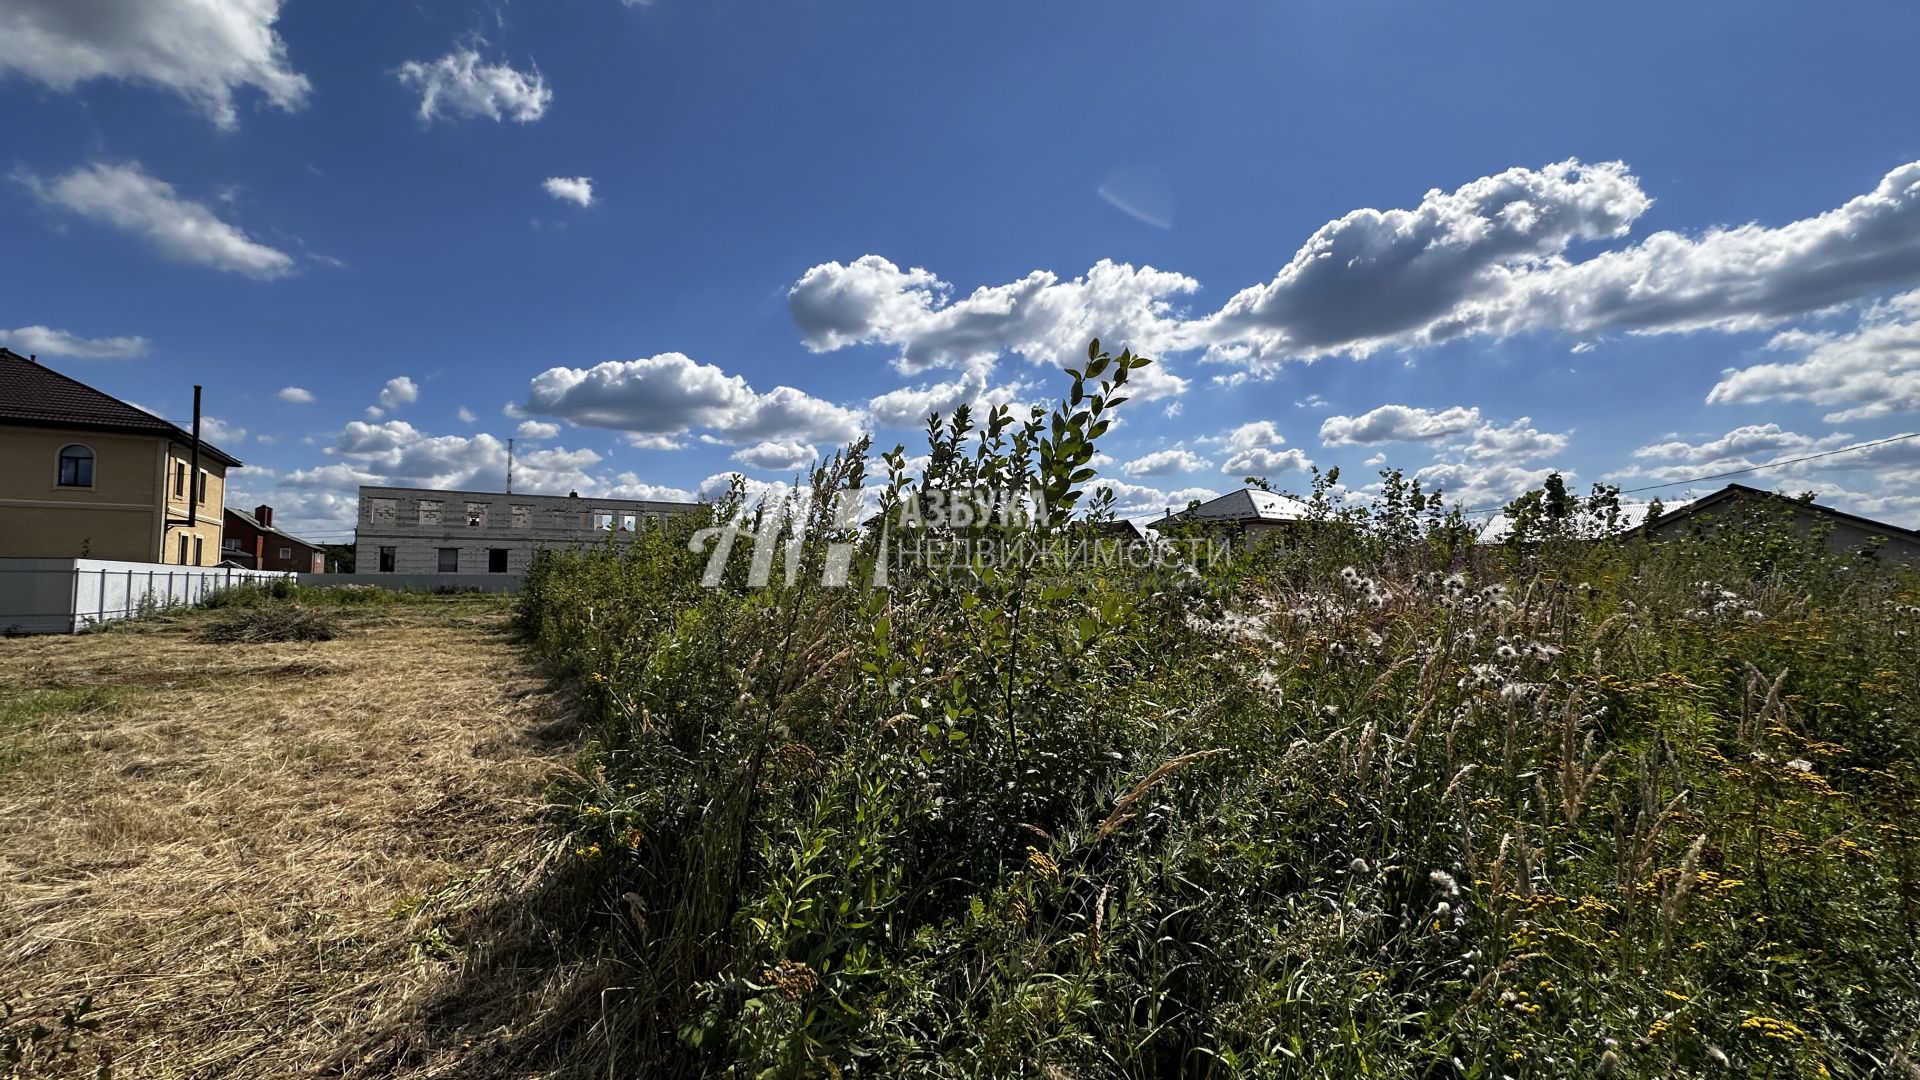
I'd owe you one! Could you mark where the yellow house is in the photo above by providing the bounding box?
[0,347,241,565]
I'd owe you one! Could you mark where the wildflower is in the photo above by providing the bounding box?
[1025,846,1061,883]
[1444,573,1466,594]
[1598,1049,1619,1076]
[1786,758,1814,772]
[1429,869,1461,897]
[761,958,819,1000]
[1349,857,1371,874]
[1495,643,1520,662]
[1705,1045,1729,1067]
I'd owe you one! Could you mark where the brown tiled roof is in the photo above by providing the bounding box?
[0,347,242,467]
[224,505,323,551]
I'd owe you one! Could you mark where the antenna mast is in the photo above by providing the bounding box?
[507,437,514,494]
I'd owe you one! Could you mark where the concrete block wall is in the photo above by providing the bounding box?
[352,485,700,577]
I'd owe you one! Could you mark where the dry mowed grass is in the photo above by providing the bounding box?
[0,597,585,1078]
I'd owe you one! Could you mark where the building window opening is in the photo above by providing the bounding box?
[488,548,509,573]
[379,546,396,572]
[437,547,460,573]
[57,444,95,487]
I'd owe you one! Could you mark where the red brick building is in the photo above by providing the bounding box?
[222,505,325,572]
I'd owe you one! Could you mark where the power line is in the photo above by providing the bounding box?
[1460,430,1920,516]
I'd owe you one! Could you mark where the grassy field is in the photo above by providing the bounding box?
[5,359,1919,1079]
[0,595,594,1078]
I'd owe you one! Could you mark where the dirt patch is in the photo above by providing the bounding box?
[0,598,582,1077]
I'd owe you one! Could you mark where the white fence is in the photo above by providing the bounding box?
[0,558,294,635]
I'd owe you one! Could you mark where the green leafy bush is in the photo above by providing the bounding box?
[519,343,1920,1077]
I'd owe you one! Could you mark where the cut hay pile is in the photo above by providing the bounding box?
[197,603,342,643]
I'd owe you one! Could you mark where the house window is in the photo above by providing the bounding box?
[57,444,94,487]
[378,546,396,572]
[437,547,459,572]
[178,535,189,563]
[488,548,509,572]
[620,514,637,531]
[593,511,614,531]
[278,546,292,560]
[511,504,531,528]
[174,461,187,497]
[197,471,209,502]
[224,538,240,551]
[466,502,488,527]
[419,500,443,526]
[193,536,204,565]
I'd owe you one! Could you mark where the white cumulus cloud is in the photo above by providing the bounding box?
[1632,423,1853,465]
[1,324,149,360]
[1219,421,1312,476]
[1121,447,1213,477]
[732,440,819,472]
[865,361,1038,429]
[395,45,551,124]
[377,376,419,410]
[199,416,246,445]
[525,352,865,446]
[276,386,314,404]
[1203,160,1650,365]
[543,176,594,207]
[19,162,296,279]
[0,0,309,130]
[789,255,1196,399]
[1319,404,1484,446]
[1199,157,1920,376]
[1707,290,1920,422]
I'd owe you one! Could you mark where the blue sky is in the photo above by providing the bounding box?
[4,0,1919,541]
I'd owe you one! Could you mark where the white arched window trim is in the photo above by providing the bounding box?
[56,443,96,488]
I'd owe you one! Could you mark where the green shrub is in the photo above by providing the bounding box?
[518,343,1920,1077]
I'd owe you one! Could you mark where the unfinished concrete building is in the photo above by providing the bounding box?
[353,485,701,575]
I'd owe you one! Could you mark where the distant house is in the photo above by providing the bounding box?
[223,505,326,572]
[1147,488,1314,539]
[1630,483,1920,563]
[0,347,239,564]
[354,484,700,575]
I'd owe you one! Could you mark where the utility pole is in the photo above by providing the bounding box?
[507,437,515,494]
